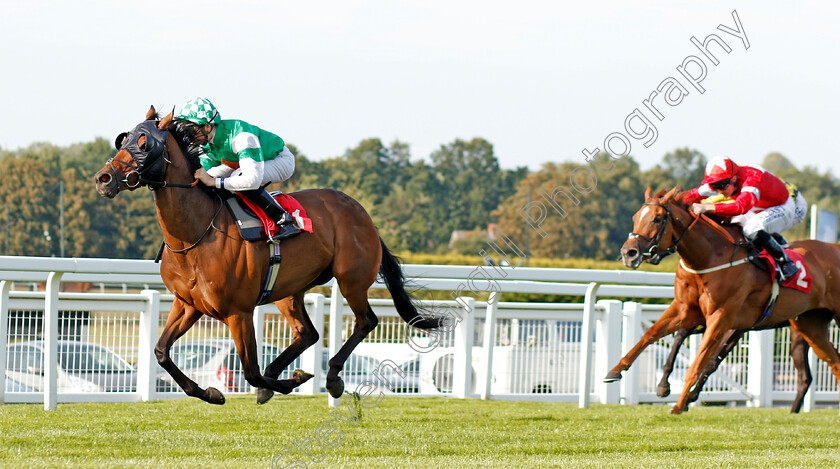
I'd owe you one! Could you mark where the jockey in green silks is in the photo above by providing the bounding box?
[176,97,300,241]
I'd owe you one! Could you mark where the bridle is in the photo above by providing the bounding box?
[108,119,218,254]
[628,202,701,265]
[108,120,198,190]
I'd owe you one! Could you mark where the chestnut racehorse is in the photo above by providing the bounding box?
[610,187,840,414]
[658,324,813,413]
[94,107,440,405]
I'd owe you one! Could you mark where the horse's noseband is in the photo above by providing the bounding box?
[628,202,679,265]
[110,120,169,188]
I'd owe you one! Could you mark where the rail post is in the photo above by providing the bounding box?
[747,329,774,407]
[0,281,9,404]
[138,289,161,401]
[328,282,344,408]
[596,299,622,404]
[621,301,643,405]
[300,293,325,396]
[44,271,64,410]
[454,297,475,398]
[480,292,499,400]
[578,282,600,408]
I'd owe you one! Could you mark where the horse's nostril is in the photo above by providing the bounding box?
[98,173,111,184]
[627,249,638,258]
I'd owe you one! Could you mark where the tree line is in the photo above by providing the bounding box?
[2,137,837,261]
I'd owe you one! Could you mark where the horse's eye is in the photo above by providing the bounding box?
[653,216,662,224]
[138,135,147,151]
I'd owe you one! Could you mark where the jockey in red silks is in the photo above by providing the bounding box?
[684,156,808,281]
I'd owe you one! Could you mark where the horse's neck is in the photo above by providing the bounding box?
[669,204,736,269]
[154,141,220,250]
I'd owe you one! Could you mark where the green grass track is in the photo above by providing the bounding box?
[2,396,838,468]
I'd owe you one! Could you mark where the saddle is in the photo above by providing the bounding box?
[222,190,313,242]
[744,235,811,293]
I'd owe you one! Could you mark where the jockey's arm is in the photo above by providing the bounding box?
[683,184,716,204]
[712,191,758,217]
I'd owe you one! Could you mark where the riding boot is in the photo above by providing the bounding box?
[771,232,789,247]
[240,188,301,242]
[753,230,798,281]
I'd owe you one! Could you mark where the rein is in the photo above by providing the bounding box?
[107,150,199,190]
[113,122,215,254]
[628,202,702,264]
[162,191,224,254]
[629,202,739,265]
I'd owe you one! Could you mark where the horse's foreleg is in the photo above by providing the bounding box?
[657,327,697,398]
[154,300,223,404]
[672,312,732,414]
[605,301,699,382]
[684,329,744,408]
[789,326,812,413]
[256,294,318,405]
[325,292,379,399]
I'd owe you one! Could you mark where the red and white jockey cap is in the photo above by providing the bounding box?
[701,156,738,185]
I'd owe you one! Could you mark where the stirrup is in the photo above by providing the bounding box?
[778,260,799,282]
[267,222,301,243]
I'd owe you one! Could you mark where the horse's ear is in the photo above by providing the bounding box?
[158,110,174,130]
[146,106,156,120]
[644,186,652,201]
[662,186,679,203]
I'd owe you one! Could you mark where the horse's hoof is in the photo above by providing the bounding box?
[656,384,671,398]
[257,388,275,405]
[326,377,345,398]
[603,371,622,383]
[205,387,225,405]
[670,404,687,415]
[293,369,315,384]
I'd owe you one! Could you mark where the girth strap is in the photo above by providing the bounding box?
[256,243,282,306]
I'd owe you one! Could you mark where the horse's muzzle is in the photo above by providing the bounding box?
[94,168,120,198]
[620,240,643,269]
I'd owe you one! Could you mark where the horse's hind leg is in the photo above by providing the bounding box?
[325,290,379,398]
[658,327,697,398]
[789,310,840,404]
[789,327,812,413]
[154,299,225,404]
[256,293,318,405]
[226,309,313,397]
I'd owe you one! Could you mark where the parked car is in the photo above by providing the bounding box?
[6,376,38,393]
[5,340,169,393]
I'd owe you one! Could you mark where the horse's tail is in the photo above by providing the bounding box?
[378,237,441,331]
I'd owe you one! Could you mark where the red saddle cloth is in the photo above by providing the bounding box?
[759,248,811,293]
[235,193,314,238]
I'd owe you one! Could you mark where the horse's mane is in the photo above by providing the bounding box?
[147,111,203,173]
[658,186,743,243]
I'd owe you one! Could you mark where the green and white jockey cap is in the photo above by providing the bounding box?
[177,97,220,126]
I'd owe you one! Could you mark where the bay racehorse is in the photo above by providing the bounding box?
[609,186,840,414]
[94,107,441,404]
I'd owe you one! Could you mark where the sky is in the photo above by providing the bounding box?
[1,1,838,176]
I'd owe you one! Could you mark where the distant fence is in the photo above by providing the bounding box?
[0,256,834,411]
